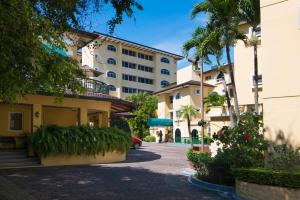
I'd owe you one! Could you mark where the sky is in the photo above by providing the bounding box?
[85,0,230,71]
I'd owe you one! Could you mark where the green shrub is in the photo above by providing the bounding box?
[187,149,212,176]
[266,144,300,170]
[187,149,234,186]
[213,112,268,168]
[31,125,131,156]
[232,168,300,188]
[143,135,156,142]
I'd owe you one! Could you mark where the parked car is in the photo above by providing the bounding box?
[132,137,142,149]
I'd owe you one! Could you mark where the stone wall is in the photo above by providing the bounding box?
[236,180,300,200]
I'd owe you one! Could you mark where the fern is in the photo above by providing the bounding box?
[31,125,131,157]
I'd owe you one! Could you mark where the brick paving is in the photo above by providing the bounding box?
[0,143,228,200]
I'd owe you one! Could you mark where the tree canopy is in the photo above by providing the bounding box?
[0,0,142,102]
[126,92,158,139]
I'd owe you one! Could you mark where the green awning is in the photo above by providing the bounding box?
[43,44,68,57]
[147,118,173,127]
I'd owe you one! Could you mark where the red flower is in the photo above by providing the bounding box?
[243,133,251,142]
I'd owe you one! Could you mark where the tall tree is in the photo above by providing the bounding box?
[239,0,261,114]
[178,105,198,149]
[126,92,157,139]
[191,0,246,123]
[0,0,142,102]
[183,26,235,127]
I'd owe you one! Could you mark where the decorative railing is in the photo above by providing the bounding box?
[81,78,109,95]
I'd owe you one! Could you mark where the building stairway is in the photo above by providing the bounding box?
[0,149,40,169]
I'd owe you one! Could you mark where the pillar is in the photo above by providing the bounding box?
[80,107,88,125]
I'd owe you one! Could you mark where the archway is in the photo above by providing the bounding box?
[191,129,199,144]
[175,128,181,143]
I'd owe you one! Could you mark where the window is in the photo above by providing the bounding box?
[175,93,181,100]
[138,53,153,61]
[108,85,116,91]
[138,77,153,85]
[216,72,224,82]
[161,57,170,64]
[107,58,116,65]
[107,71,116,78]
[205,75,212,80]
[122,74,137,82]
[161,69,170,75]
[253,74,262,85]
[107,45,116,52]
[137,89,153,94]
[122,61,136,69]
[138,64,153,73]
[161,80,169,87]
[194,90,201,95]
[170,112,173,119]
[229,88,234,97]
[122,87,137,94]
[169,96,173,104]
[9,112,23,131]
[176,111,181,118]
[122,48,136,57]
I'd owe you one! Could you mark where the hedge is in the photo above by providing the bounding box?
[31,125,131,156]
[232,168,300,188]
[143,135,156,142]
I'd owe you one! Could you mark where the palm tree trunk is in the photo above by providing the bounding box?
[200,61,205,152]
[216,58,235,127]
[220,71,235,127]
[253,43,259,114]
[225,44,240,124]
[187,117,193,149]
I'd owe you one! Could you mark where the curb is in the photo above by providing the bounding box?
[187,175,244,200]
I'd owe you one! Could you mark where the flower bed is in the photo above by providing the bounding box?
[31,125,131,166]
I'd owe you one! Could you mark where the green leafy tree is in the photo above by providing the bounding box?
[0,0,142,102]
[191,0,247,123]
[126,92,157,139]
[178,105,198,148]
[204,92,226,113]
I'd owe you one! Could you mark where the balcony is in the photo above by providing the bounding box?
[81,78,109,95]
[207,106,229,118]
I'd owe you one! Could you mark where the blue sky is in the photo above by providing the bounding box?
[85,0,230,71]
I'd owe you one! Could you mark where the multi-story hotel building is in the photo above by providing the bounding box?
[81,32,183,99]
[149,64,232,145]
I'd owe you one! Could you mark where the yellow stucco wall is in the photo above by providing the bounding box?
[43,106,78,127]
[41,151,126,166]
[0,104,32,137]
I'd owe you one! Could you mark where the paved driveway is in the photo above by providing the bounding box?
[0,143,227,200]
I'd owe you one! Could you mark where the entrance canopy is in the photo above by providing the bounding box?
[147,118,173,127]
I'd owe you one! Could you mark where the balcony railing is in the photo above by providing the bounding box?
[81,78,109,95]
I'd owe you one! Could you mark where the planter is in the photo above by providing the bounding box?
[236,179,300,200]
[40,151,126,166]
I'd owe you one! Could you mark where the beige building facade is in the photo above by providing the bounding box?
[81,33,183,99]
[234,0,300,148]
[260,0,300,148]
[150,65,232,144]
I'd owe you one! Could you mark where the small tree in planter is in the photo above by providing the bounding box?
[178,105,198,149]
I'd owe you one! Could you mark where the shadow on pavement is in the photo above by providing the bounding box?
[123,149,162,163]
[0,165,225,200]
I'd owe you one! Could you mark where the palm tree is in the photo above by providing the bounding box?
[239,0,261,114]
[191,0,246,123]
[178,105,198,148]
[183,25,235,127]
